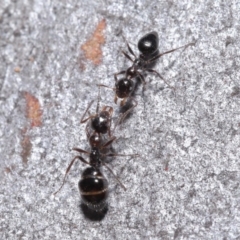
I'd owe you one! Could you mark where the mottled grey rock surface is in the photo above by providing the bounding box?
[1,1,240,239]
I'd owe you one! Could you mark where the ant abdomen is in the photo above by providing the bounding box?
[137,31,159,57]
[79,167,108,211]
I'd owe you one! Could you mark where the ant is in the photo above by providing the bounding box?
[99,31,194,120]
[54,131,138,211]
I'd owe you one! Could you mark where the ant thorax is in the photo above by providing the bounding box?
[132,57,146,70]
[88,131,110,149]
[89,147,102,168]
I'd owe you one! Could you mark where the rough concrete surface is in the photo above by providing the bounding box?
[0,0,240,239]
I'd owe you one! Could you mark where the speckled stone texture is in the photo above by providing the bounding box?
[0,1,240,239]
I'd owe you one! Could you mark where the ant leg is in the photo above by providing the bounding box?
[136,71,148,113]
[146,69,176,91]
[105,152,139,158]
[148,42,195,63]
[96,85,101,114]
[114,71,126,84]
[117,97,138,125]
[136,71,147,97]
[98,84,115,92]
[122,51,134,62]
[116,96,128,106]
[53,156,90,195]
[101,136,117,149]
[121,34,137,58]
[80,100,95,123]
[108,106,113,137]
[98,84,118,105]
[102,106,114,137]
[136,72,146,85]
[73,148,90,155]
[102,161,127,191]
[85,121,91,140]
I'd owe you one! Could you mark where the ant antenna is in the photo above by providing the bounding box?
[96,85,101,114]
[80,100,94,123]
[121,33,137,59]
[102,161,127,191]
[53,155,89,196]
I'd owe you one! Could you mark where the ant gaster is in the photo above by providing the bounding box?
[54,132,138,211]
[99,31,194,119]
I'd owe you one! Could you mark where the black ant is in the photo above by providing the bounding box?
[99,31,194,120]
[54,132,138,211]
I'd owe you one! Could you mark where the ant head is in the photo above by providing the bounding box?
[138,31,159,56]
[89,133,102,148]
[115,78,134,99]
[91,112,109,134]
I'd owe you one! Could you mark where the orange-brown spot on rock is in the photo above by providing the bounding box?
[24,92,42,128]
[4,165,16,174]
[81,19,106,65]
[14,66,21,73]
[5,167,12,174]
[21,132,32,164]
